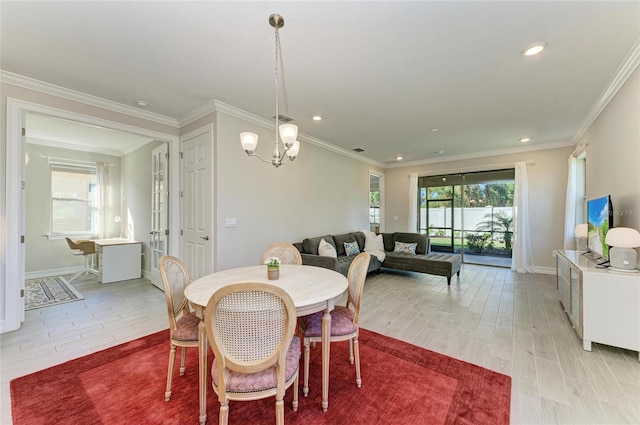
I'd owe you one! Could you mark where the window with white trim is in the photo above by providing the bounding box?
[50,163,97,235]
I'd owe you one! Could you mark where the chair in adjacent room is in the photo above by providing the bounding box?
[205,282,300,425]
[159,255,200,402]
[298,251,371,396]
[64,237,96,282]
[260,242,302,265]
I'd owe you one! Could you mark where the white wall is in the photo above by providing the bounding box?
[384,147,573,271]
[213,112,373,270]
[24,143,122,275]
[580,66,640,230]
[578,66,640,263]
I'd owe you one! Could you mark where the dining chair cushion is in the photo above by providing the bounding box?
[212,336,301,393]
[172,311,200,341]
[299,306,356,337]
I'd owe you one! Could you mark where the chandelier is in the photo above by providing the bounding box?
[240,14,300,168]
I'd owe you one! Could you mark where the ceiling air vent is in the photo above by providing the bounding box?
[273,114,294,123]
[352,148,365,152]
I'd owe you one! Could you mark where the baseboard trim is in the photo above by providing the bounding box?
[25,267,83,280]
[532,266,556,275]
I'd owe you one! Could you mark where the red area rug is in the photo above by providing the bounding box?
[11,328,510,424]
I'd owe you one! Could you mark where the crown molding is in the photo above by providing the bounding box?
[120,136,158,156]
[383,140,576,169]
[26,136,123,157]
[573,36,640,142]
[0,70,180,128]
[212,100,387,168]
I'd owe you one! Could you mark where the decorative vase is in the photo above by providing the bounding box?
[267,267,279,280]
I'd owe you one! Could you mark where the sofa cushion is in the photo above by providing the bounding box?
[333,233,357,257]
[318,238,337,258]
[293,242,304,253]
[364,232,384,252]
[393,232,428,255]
[393,241,417,255]
[344,241,361,257]
[381,233,395,252]
[336,256,353,275]
[303,235,336,255]
[353,231,366,252]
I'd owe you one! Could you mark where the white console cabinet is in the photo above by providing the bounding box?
[556,250,640,360]
[94,239,142,284]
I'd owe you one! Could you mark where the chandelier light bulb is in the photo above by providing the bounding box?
[279,123,298,147]
[240,132,259,154]
[287,140,300,160]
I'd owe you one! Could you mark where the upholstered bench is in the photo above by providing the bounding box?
[381,233,462,285]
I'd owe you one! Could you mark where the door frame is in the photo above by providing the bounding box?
[3,98,180,333]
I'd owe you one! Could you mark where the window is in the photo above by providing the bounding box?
[50,164,97,235]
[369,173,381,230]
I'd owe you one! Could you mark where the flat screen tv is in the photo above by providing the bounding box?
[587,195,613,260]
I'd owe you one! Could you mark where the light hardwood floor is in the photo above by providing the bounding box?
[2,265,639,424]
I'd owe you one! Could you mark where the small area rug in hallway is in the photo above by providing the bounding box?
[11,328,510,424]
[24,276,83,310]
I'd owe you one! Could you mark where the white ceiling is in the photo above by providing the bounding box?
[2,1,639,165]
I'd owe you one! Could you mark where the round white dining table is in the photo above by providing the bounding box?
[184,264,348,425]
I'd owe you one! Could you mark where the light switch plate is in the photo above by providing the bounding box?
[225,218,237,228]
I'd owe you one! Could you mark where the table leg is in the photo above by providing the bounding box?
[321,305,331,412]
[198,319,208,425]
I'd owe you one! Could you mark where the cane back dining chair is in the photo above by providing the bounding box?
[159,255,200,402]
[64,237,96,282]
[205,282,300,425]
[260,243,302,265]
[298,251,371,396]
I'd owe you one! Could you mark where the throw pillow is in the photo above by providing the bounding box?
[364,232,384,252]
[344,241,361,257]
[394,241,417,255]
[318,238,337,258]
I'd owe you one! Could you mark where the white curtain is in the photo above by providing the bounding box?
[563,155,578,249]
[511,162,535,273]
[408,173,418,232]
[96,161,111,239]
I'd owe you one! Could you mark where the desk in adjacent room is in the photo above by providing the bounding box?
[94,239,142,283]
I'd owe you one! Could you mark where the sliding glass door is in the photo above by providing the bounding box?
[418,169,515,267]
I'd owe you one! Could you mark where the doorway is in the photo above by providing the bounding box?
[3,98,179,333]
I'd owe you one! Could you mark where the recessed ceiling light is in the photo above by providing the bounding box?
[396,156,403,161]
[522,43,547,56]
[135,100,148,107]
[519,137,531,143]
[430,128,439,132]
[312,115,322,121]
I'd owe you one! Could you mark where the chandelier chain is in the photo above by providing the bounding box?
[274,24,280,157]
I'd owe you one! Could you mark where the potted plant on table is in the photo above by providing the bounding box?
[265,257,281,280]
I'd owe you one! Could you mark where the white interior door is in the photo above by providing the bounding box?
[181,128,213,280]
[149,144,169,289]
